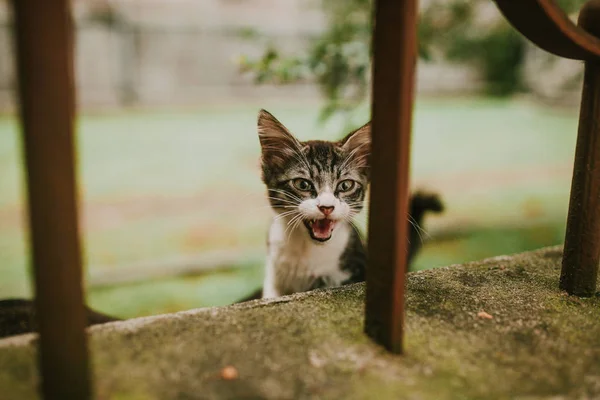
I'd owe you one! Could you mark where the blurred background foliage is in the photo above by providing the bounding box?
[239,0,587,121]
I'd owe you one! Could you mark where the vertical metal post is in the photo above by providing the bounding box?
[12,0,91,398]
[365,0,418,353]
[560,2,600,297]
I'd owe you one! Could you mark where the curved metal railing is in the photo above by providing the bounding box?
[493,0,600,60]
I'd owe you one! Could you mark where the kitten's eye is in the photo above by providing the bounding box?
[292,178,312,191]
[337,180,356,192]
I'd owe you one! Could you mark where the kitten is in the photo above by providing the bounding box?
[240,109,443,301]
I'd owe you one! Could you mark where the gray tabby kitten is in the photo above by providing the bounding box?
[257,109,371,298]
[248,109,443,300]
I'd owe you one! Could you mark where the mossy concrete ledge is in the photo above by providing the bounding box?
[1,246,600,399]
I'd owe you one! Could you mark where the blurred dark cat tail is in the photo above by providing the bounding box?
[236,191,445,303]
[0,299,120,339]
[407,190,445,265]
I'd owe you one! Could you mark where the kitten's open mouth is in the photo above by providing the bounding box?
[304,218,336,242]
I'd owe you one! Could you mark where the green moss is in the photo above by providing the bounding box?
[1,246,599,399]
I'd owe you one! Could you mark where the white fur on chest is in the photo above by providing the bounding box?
[262,218,351,298]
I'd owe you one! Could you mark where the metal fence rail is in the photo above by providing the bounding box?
[11,0,90,398]
[364,0,417,354]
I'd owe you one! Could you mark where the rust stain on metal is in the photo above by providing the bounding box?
[11,0,91,398]
[365,0,418,354]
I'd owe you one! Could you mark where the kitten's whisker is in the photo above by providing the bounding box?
[284,213,302,228]
[410,221,424,244]
[266,201,299,208]
[284,214,304,243]
[269,188,302,201]
[408,214,431,240]
[266,200,300,209]
[291,215,304,235]
[265,196,300,206]
[236,191,279,203]
[347,219,365,242]
[340,142,367,169]
[236,190,300,206]
[343,155,370,171]
[273,213,297,226]
[407,216,427,245]
[274,210,300,221]
[268,188,303,201]
[244,204,296,215]
[342,151,370,167]
[282,217,296,243]
[268,188,303,202]
[252,202,298,209]
[339,142,370,171]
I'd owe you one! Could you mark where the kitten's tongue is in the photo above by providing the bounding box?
[311,219,335,240]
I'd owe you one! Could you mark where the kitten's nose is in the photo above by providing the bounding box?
[319,206,334,216]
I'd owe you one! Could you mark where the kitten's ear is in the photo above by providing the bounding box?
[257,109,302,168]
[340,122,371,167]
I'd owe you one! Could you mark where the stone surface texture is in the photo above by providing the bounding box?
[1,246,599,400]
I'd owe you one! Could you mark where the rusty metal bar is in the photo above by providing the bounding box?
[11,0,91,398]
[560,1,600,296]
[493,0,600,60]
[365,0,418,353]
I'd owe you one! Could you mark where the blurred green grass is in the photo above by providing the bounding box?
[0,98,578,318]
